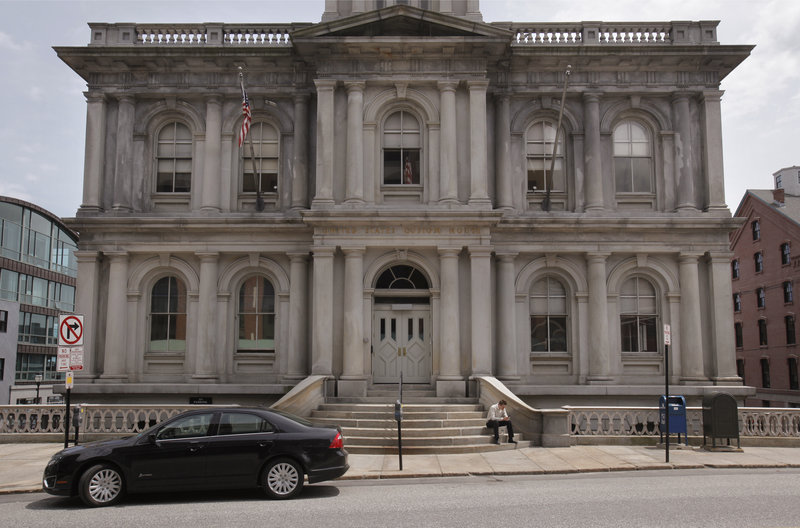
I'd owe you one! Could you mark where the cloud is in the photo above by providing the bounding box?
[0,30,31,52]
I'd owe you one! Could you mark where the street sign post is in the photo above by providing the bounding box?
[663,324,671,463]
[58,315,84,347]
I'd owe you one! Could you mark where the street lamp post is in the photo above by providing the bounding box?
[34,374,43,404]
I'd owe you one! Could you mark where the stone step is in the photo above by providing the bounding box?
[312,417,487,428]
[339,426,486,438]
[317,403,484,413]
[329,396,477,404]
[344,434,525,447]
[311,410,484,420]
[344,440,533,455]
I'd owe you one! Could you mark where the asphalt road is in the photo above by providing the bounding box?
[2,469,799,528]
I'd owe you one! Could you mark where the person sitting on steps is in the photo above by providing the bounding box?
[486,399,517,445]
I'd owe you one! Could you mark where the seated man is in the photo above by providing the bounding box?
[486,399,517,445]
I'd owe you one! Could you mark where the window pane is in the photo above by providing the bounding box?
[620,315,638,352]
[615,161,632,192]
[531,316,548,351]
[632,158,652,192]
[549,316,567,352]
[384,150,402,184]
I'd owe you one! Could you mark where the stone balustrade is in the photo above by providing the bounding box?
[88,23,303,47]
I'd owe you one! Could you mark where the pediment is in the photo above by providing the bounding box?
[292,5,512,40]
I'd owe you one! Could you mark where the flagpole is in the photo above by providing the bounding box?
[542,64,572,212]
[239,67,264,212]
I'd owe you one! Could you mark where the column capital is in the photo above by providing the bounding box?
[495,251,518,262]
[586,252,610,262]
[84,91,107,104]
[312,246,336,257]
[671,91,693,103]
[103,250,129,261]
[341,246,366,256]
[293,92,311,104]
[700,89,725,104]
[438,80,459,92]
[115,94,135,105]
[679,252,704,262]
[288,252,310,262]
[74,250,101,262]
[468,246,494,258]
[344,81,366,93]
[195,251,220,262]
[314,78,337,91]
[205,94,223,105]
[438,247,462,258]
[582,92,603,104]
[467,79,490,90]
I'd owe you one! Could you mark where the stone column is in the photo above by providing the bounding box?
[708,253,740,382]
[438,82,459,203]
[80,93,106,213]
[291,94,310,209]
[583,93,604,212]
[194,252,219,379]
[586,253,612,382]
[112,95,135,212]
[495,93,513,210]
[74,251,100,378]
[470,247,493,375]
[287,253,309,379]
[496,253,518,379]
[679,253,706,382]
[101,251,129,380]
[340,247,367,396]
[437,248,462,396]
[468,81,491,208]
[345,82,365,204]
[200,96,222,211]
[701,91,728,212]
[313,80,336,207]
[673,93,697,211]
[311,246,335,375]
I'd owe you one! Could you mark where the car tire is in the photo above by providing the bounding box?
[263,458,303,499]
[78,463,124,507]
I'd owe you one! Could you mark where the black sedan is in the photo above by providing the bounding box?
[43,407,349,506]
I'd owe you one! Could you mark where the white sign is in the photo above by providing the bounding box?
[65,371,74,390]
[59,315,84,346]
[663,324,671,346]
[57,347,71,372]
[69,347,84,371]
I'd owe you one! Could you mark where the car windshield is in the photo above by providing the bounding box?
[268,408,314,427]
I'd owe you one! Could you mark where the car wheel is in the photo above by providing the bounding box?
[263,458,303,499]
[78,463,124,507]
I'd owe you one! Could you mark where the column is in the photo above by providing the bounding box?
[80,93,106,213]
[583,93,604,212]
[468,81,491,207]
[313,80,336,207]
[345,82,365,203]
[495,93,513,210]
[194,252,219,379]
[340,247,367,396]
[311,246,335,375]
[437,248,462,396]
[438,82,459,203]
[201,96,222,211]
[101,251,129,380]
[470,247,493,375]
[709,253,740,382]
[586,253,612,382]
[291,94,310,209]
[701,91,728,212]
[496,253,518,379]
[74,251,100,378]
[112,95,134,212]
[673,93,697,211]
[679,253,706,382]
[287,253,309,379]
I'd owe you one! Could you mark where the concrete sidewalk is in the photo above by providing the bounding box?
[3,443,800,494]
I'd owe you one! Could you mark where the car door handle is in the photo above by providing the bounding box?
[258,441,273,448]
[187,443,204,453]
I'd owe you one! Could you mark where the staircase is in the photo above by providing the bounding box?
[309,386,532,454]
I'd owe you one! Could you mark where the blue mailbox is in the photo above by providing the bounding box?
[659,395,688,445]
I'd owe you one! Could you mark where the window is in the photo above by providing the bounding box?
[784,282,794,304]
[526,120,565,193]
[613,121,652,193]
[731,259,739,280]
[0,309,6,332]
[757,287,766,309]
[620,277,658,353]
[733,293,742,313]
[238,276,275,353]
[734,322,743,348]
[0,358,3,381]
[383,111,421,186]
[0,201,23,260]
[752,220,760,241]
[760,357,770,388]
[156,122,192,193]
[782,243,791,266]
[149,276,187,352]
[754,252,763,273]
[242,121,279,194]
[156,413,213,440]
[736,358,745,383]
[758,319,768,346]
[530,277,568,353]
[18,313,57,345]
[218,412,274,435]
[787,315,797,345]
[790,358,799,390]
[776,174,783,188]
[15,353,59,381]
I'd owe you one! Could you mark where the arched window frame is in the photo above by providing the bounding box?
[149,276,187,353]
[381,109,422,188]
[525,119,566,195]
[619,276,659,354]
[529,276,569,354]
[613,119,654,195]
[155,121,193,193]
[240,121,280,195]
[236,275,276,354]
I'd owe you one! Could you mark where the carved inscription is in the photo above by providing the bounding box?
[317,225,481,236]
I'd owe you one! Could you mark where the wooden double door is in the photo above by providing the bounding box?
[372,307,431,384]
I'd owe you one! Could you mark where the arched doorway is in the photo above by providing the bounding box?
[372,264,431,384]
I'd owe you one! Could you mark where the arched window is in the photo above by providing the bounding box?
[374,264,430,305]
[620,277,658,353]
[238,276,275,353]
[530,277,568,353]
[150,276,187,352]
[613,120,652,194]
[525,120,565,193]
[383,111,421,186]
[156,122,192,193]
[241,122,279,194]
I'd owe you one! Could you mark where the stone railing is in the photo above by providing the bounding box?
[506,21,719,46]
[88,23,306,47]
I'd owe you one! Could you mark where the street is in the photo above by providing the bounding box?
[1,468,798,527]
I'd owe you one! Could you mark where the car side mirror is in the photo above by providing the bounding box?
[147,434,157,445]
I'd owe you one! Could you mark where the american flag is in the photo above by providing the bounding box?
[239,89,251,148]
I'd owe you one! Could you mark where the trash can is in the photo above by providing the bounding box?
[702,392,740,448]
[659,395,688,445]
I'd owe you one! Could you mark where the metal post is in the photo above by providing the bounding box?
[665,343,670,463]
[542,64,572,211]
[63,388,71,449]
[34,374,42,404]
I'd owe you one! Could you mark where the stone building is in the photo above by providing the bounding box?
[56,0,754,406]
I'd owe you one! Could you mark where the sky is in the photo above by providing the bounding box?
[0,0,798,219]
